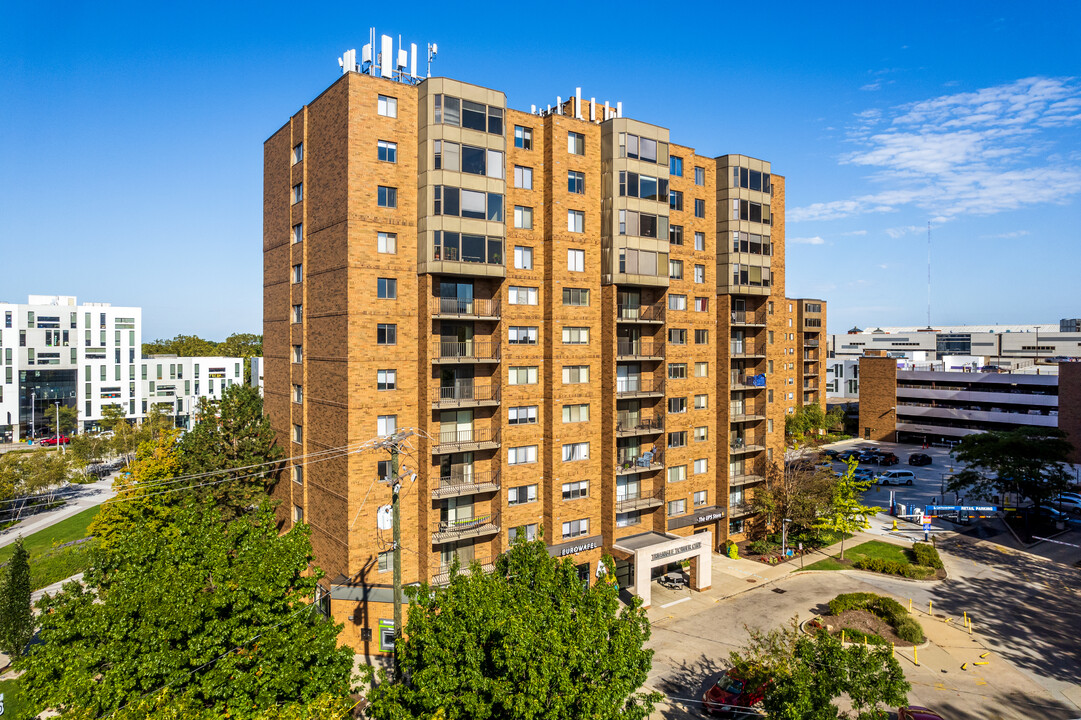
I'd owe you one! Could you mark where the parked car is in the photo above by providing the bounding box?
[908,453,932,466]
[702,670,768,716]
[853,468,876,482]
[822,449,840,459]
[857,451,880,464]
[96,430,115,439]
[38,435,71,446]
[877,452,899,466]
[1053,496,1081,514]
[899,707,946,720]
[837,450,861,462]
[878,470,915,486]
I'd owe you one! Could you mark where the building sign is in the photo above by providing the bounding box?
[548,535,602,558]
[650,540,701,562]
[667,505,726,530]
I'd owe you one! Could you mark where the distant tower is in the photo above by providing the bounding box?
[926,221,932,330]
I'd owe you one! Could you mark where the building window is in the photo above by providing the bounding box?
[730,518,745,534]
[377,324,396,345]
[669,190,683,211]
[293,466,304,485]
[508,484,538,505]
[512,245,534,270]
[668,431,687,448]
[377,369,396,390]
[378,232,397,254]
[694,232,705,251]
[293,504,304,522]
[668,363,687,380]
[508,286,538,305]
[695,362,708,377]
[292,264,302,283]
[667,465,686,483]
[694,458,708,475]
[292,143,303,164]
[562,442,589,462]
[669,259,683,279]
[695,394,708,409]
[292,384,303,403]
[508,446,538,465]
[694,490,707,506]
[508,326,538,345]
[514,165,533,189]
[568,248,585,272]
[508,366,539,385]
[513,205,533,230]
[377,95,397,117]
[292,345,302,363]
[694,297,709,312]
[694,426,707,442]
[562,365,589,384]
[378,551,391,573]
[567,131,584,155]
[562,518,589,539]
[292,183,303,203]
[616,511,641,528]
[508,405,538,425]
[668,294,687,311]
[291,223,302,244]
[694,166,705,185]
[562,403,589,423]
[567,210,584,233]
[668,499,686,516]
[670,224,684,245]
[377,415,397,437]
[694,265,705,283]
[562,288,589,306]
[292,424,303,443]
[378,186,397,208]
[768,389,774,403]
[514,125,533,150]
[562,327,589,344]
[291,304,303,323]
[694,198,705,217]
[568,170,584,194]
[509,523,539,543]
[377,140,397,163]
[668,328,686,344]
[670,155,683,176]
[377,278,397,299]
[562,480,589,500]
[668,397,687,414]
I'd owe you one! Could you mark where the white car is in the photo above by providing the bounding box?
[1052,495,1081,514]
[877,470,915,486]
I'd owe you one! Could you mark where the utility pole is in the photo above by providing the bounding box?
[390,435,403,678]
[54,401,61,453]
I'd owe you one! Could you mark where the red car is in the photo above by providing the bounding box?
[38,435,71,446]
[702,670,767,716]
[899,707,946,720]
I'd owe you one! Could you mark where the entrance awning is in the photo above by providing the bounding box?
[613,530,712,608]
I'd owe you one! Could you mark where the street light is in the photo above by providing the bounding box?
[30,391,35,443]
[782,518,792,558]
[54,400,61,454]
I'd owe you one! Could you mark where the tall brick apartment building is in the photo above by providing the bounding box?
[264,68,826,653]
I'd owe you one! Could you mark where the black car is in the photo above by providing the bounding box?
[838,450,861,462]
[908,453,932,466]
[857,451,880,464]
[823,449,840,459]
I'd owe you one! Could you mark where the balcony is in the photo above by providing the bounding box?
[431,427,501,454]
[729,473,765,487]
[615,377,664,399]
[729,404,766,423]
[433,340,500,364]
[430,469,501,500]
[731,373,767,391]
[803,351,819,361]
[432,382,500,409]
[615,486,665,513]
[617,303,665,324]
[433,512,501,545]
[430,297,501,321]
[803,337,820,348]
[730,309,767,327]
[616,414,663,437]
[729,438,765,455]
[728,502,754,517]
[431,555,496,586]
[616,339,663,361]
[730,342,765,358]
[616,449,663,475]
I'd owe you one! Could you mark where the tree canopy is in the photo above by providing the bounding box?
[753,458,835,539]
[947,426,1074,509]
[18,504,355,718]
[814,460,878,559]
[42,403,78,435]
[367,539,661,720]
[785,403,845,442]
[0,537,33,658]
[143,333,262,360]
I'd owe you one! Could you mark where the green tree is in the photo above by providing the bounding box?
[142,334,221,357]
[68,434,108,478]
[60,690,356,719]
[175,384,282,519]
[753,459,834,540]
[18,503,354,718]
[368,539,661,720]
[0,537,34,657]
[42,403,78,435]
[947,426,1074,512]
[814,460,877,560]
[99,403,128,431]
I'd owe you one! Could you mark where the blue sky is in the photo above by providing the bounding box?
[2,1,1079,338]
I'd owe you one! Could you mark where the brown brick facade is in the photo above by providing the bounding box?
[858,357,899,442]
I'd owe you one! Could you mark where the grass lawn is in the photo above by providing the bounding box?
[0,505,100,591]
[797,540,913,573]
[0,676,36,719]
[800,556,848,571]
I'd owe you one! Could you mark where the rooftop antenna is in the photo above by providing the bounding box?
[926,221,932,330]
[427,43,438,78]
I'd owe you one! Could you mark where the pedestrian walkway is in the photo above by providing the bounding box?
[0,475,115,549]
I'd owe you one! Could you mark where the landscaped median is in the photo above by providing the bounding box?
[797,539,945,580]
[0,506,99,591]
[804,591,926,646]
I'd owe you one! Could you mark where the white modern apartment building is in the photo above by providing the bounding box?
[0,295,246,442]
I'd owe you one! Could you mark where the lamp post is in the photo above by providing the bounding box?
[30,391,35,443]
[782,518,792,558]
[54,400,61,453]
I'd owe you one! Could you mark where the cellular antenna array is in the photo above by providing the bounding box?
[338,28,435,84]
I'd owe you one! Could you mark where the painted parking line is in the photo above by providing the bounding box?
[660,597,691,609]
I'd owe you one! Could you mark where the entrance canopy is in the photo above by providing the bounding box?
[613,531,712,608]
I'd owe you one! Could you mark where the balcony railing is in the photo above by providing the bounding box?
[434,340,500,362]
[434,382,500,407]
[731,373,767,389]
[729,404,766,422]
[616,449,663,474]
[803,352,819,361]
[804,338,820,348]
[617,339,662,359]
[615,377,664,397]
[430,469,501,499]
[728,502,754,517]
[731,310,767,326]
[730,342,765,357]
[433,512,500,544]
[729,473,765,487]
[431,555,496,585]
[617,303,665,323]
[615,486,665,513]
[431,427,500,454]
[616,414,663,436]
[729,437,765,454]
[430,297,501,319]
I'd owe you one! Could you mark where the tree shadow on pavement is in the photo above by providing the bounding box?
[929,687,1079,720]
[652,653,726,719]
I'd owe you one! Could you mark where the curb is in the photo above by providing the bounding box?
[798,616,931,651]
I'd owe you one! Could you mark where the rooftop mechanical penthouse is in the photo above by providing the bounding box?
[264,39,827,654]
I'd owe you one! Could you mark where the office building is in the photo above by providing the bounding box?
[263,51,826,651]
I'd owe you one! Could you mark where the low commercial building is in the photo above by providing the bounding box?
[139,355,247,430]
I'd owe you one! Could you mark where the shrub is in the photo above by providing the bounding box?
[895,616,925,643]
[912,542,943,569]
[747,540,777,555]
[827,592,878,616]
[853,557,934,580]
[826,591,925,644]
[841,628,889,646]
[726,541,739,560]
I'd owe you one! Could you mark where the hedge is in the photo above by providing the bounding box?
[912,542,943,569]
[826,592,925,644]
[852,557,934,580]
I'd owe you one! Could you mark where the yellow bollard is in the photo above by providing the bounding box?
[963,611,968,626]
[944,617,951,624]
[929,600,933,616]
[914,646,919,666]
[892,519,898,531]
[961,662,968,671]
[841,629,845,644]
[979,652,989,658]
[974,661,988,666]
[909,598,913,611]
[891,642,895,658]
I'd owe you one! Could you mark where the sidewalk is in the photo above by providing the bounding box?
[0,475,116,549]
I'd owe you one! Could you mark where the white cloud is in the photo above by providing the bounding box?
[885,225,924,239]
[840,229,868,236]
[789,235,826,245]
[791,77,1081,222]
[981,230,1030,239]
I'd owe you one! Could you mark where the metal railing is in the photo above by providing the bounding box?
[616,449,663,472]
[731,373,767,389]
[804,351,819,361]
[617,303,665,322]
[431,555,495,584]
[432,427,499,452]
[435,340,499,361]
[729,473,765,487]
[730,309,767,325]
[435,512,500,540]
[430,469,500,499]
[616,414,663,435]
[728,502,754,517]
[436,382,499,404]
[729,437,765,452]
[730,342,764,356]
[617,339,661,358]
[615,486,665,513]
[431,297,501,318]
[615,377,663,395]
[729,403,766,420]
[803,338,820,347]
